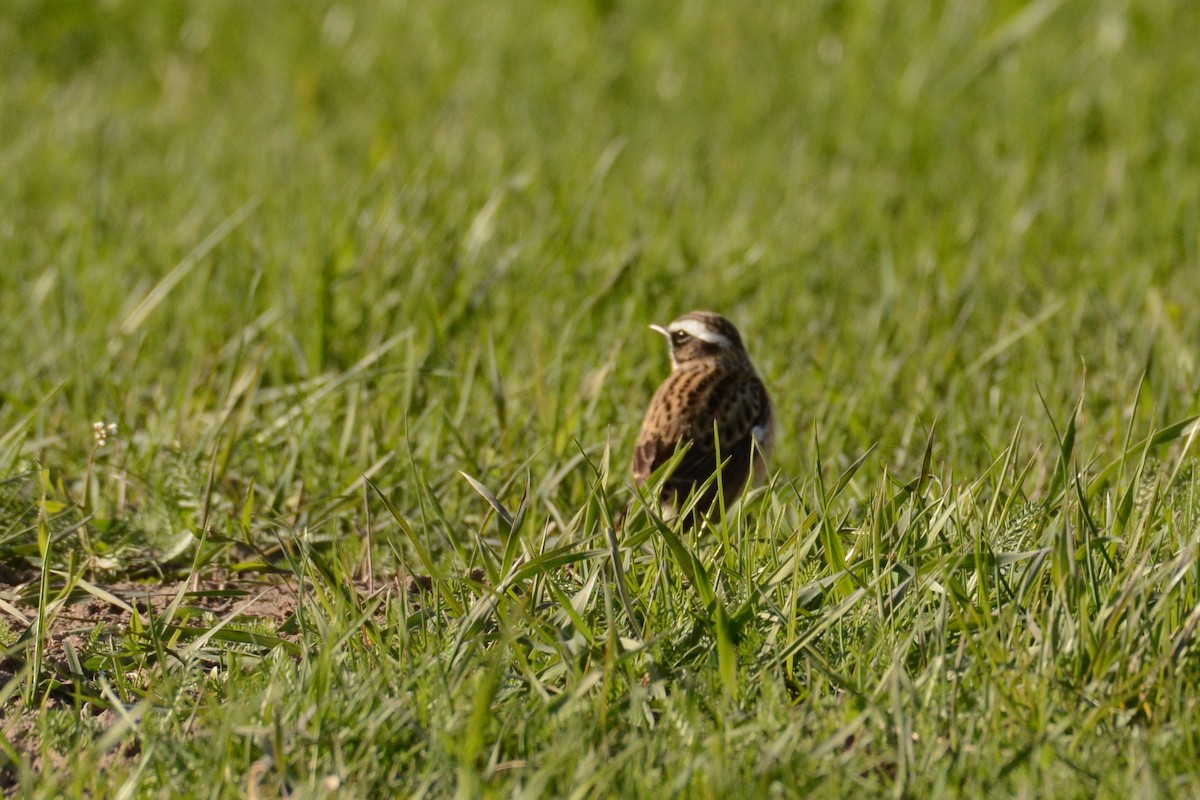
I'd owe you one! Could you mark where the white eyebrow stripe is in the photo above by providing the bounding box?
[669,319,730,346]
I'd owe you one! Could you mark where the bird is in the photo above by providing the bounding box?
[631,310,774,529]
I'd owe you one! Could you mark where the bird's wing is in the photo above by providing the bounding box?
[632,369,697,483]
[632,367,771,486]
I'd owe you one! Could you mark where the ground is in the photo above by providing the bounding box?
[3,1,1200,797]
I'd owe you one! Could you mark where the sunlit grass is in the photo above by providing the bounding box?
[2,0,1200,797]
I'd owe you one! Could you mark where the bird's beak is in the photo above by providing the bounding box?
[649,324,670,338]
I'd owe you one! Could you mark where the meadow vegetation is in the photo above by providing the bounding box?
[2,0,1200,796]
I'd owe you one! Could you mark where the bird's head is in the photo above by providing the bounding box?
[650,311,748,369]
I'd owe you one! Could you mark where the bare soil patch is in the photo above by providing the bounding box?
[0,570,305,789]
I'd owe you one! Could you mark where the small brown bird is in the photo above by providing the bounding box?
[632,311,775,528]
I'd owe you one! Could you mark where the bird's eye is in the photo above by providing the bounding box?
[671,330,691,345]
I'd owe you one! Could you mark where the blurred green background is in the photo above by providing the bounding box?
[4,1,1197,490]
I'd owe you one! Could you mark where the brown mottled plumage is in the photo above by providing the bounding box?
[632,311,774,529]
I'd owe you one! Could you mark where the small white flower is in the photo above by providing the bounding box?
[92,420,119,447]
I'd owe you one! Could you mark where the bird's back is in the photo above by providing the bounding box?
[633,359,771,525]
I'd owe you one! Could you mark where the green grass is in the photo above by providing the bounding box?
[2,0,1200,796]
